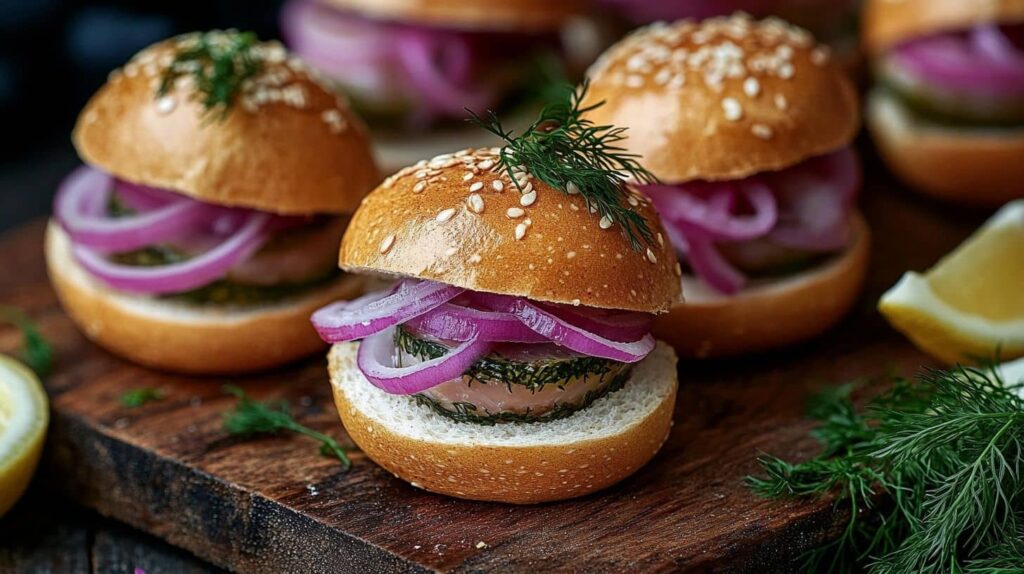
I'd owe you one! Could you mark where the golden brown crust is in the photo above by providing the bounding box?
[320,0,583,30]
[45,222,365,374]
[338,148,682,313]
[867,90,1024,206]
[73,32,380,215]
[863,0,1024,56]
[655,213,870,358]
[329,342,678,504]
[582,14,860,183]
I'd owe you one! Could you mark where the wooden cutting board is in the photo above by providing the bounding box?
[0,158,983,573]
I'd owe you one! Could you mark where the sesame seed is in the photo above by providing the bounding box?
[469,182,484,192]
[646,248,658,263]
[491,180,504,192]
[625,74,644,88]
[415,171,429,179]
[774,94,788,110]
[477,159,494,170]
[520,191,537,207]
[467,194,484,213]
[811,46,831,66]
[413,181,426,193]
[463,173,473,181]
[506,207,525,218]
[514,223,528,240]
[722,98,743,121]
[567,251,577,259]
[751,124,774,139]
[778,63,795,79]
[155,96,176,115]
[743,77,760,97]
[657,233,664,247]
[468,254,482,264]
[379,234,395,254]
[599,215,614,229]
[566,182,580,195]
[436,208,456,222]
[445,247,457,256]
[627,195,640,207]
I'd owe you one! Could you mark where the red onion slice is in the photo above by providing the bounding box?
[404,303,548,343]
[356,326,491,394]
[73,212,272,294]
[395,30,493,117]
[890,28,1024,95]
[684,231,747,295]
[767,147,859,251]
[312,280,465,342]
[54,166,226,253]
[645,180,778,242]
[474,295,655,363]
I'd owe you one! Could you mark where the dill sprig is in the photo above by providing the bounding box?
[121,387,166,408]
[222,385,350,470]
[158,30,262,120]
[747,365,1024,573]
[0,306,53,377]
[468,81,657,251]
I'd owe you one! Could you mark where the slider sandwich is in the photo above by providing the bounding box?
[312,91,682,503]
[865,0,1024,205]
[46,31,379,374]
[582,14,870,358]
[280,0,592,171]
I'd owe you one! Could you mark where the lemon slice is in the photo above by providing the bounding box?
[879,201,1024,364]
[0,355,48,518]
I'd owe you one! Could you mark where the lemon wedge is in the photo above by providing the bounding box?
[879,200,1024,364]
[0,355,48,518]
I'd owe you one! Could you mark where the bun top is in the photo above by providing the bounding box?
[339,148,682,313]
[581,14,859,183]
[321,0,583,31]
[864,0,1024,55]
[73,31,380,215]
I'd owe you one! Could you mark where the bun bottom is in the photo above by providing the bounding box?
[329,341,679,504]
[867,89,1024,206]
[656,212,870,359]
[45,221,365,375]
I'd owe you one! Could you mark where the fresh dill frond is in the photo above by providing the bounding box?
[467,80,657,252]
[121,387,166,408]
[222,385,350,470]
[747,364,1024,573]
[0,306,53,377]
[158,30,262,120]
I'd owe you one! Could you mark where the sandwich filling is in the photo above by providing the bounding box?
[280,0,567,130]
[54,165,345,305]
[640,147,859,295]
[877,23,1024,127]
[312,280,656,424]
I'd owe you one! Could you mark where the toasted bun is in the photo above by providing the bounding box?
[339,148,682,313]
[867,90,1024,206]
[581,14,859,183]
[656,212,869,358]
[45,222,364,374]
[329,340,678,504]
[863,0,1024,56]
[320,0,582,30]
[73,31,380,216]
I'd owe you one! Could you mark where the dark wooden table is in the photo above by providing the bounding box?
[0,147,993,573]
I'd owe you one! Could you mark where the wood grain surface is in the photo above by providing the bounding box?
[0,152,989,573]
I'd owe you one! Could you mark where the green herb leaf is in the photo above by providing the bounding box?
[467,80,657,252]
[158,30,262,120]
[121,387,166,408]
[222,385,350,470]
[0,306,53,377]
[747,365,1024,573]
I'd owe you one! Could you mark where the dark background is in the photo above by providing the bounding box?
[0,0,284,233]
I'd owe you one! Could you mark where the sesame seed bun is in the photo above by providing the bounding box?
[863,0,1024,56]
[581,14,860,183]
[72,32,380,216]
[338,148,683,313]
[45,222,365,374]
[655,212,870,358]
[329,340,678,504]
[319,0,583,31]
[866,90,1024,206]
